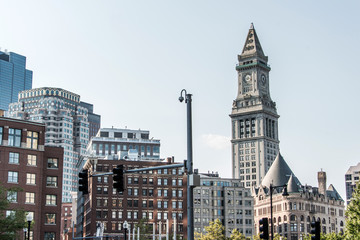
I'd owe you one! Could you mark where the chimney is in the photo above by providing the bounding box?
[317,170,327,195]
[167,157,172,164]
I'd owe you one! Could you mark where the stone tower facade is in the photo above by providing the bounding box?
[230,24,280,187]
[318,171,327,195]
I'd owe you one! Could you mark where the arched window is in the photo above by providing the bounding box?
[273,217,276,224]
[312,216,316,222]
[278,217,282,223]
[284,215,287,221]
[300,215,304,222]
[340,221,344,227]
[322,218,326,224]
[290,215,296,221]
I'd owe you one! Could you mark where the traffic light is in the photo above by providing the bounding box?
[259,217,269,239]
[113,165,125,192]
[78,169,88,194]
[311,221,320,240]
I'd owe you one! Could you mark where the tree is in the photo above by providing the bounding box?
[195,219,226,240]
[253,233,286,240]
[345,182,360,239]
[229,228,248,240]
[135,218,152,240]
[0,185,26,240]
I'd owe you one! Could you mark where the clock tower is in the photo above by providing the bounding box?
[230,23,280,187]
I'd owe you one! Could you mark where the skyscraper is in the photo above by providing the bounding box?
[0,50,33,112]
[230,24,279,187]
[8,87,101,202]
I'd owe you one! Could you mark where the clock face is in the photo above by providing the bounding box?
[261,74,267,86]
[244,74,252,83]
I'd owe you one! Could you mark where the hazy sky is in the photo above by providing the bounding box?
[1,0,360,200]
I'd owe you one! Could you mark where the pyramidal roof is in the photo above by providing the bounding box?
[240,23,266,58]
[261,152,301,188]
[326,184,343,201]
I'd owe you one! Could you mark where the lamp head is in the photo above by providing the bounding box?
[26,214,33,222]
[179,96,184,102]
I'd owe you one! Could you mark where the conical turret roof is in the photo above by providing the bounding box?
[261,152,301,188]
[240,23,266,59]
[287,173,300,193]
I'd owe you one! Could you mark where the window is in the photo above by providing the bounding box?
[45,213,56,224]
[8,128,21,147]
[26,173,36,185]
[46,177,58,187]
[178,179,183,186]
[8,171,18,183]
[44,232,55,240]
[46,195,57,206]
[26,131,38,149]
[172,179,176,186]
[47,158,58,169]
[9,152,19,164]
[27,155,37,166]
[25,192,35,204]
[7,191,17,202]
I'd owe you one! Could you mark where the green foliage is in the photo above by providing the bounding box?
[345,182,360,239]
[135,218,152,240]
[322,232,344,240]
[0,185,26,240]
[253,233,286,240]
[229,228,248,240]
[196,219,226,240]
[195,219,251,240]
[300,233,344,240]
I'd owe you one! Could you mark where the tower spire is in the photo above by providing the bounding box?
[240,23,266,59]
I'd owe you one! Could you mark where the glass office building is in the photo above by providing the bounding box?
[0,50,32,111]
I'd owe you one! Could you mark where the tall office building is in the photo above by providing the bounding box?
[230,24,279,187]
[79,101,101,139]
[345,162,360,205]
[8,87,100,202]
[193,172,254,238]
[0,50,33,112]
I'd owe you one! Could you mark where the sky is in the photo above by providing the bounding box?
[1,0,360,200]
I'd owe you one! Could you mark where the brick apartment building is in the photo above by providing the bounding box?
[77,157,187,239]
[0,117,63,240]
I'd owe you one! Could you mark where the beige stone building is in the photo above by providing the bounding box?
[253,153,345,240]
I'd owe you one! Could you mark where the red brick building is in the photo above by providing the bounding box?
[78,157,187,239]
[0,117,63,240]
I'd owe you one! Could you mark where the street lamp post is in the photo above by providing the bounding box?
[269,184,289,240]
[179,89,194,240]
[123,221,128,240]
[26,214,33,240]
